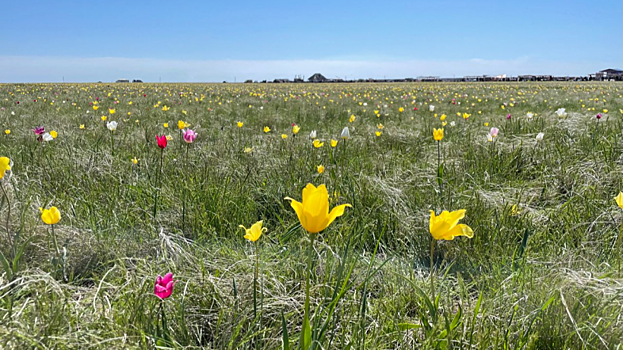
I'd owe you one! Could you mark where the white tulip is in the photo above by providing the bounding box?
[429,105,435,112]
[42,133,53,141]
[340,127,350,139]
[555,108,567,118]
[107,121,118,131]
[309,130,317,139]
[536,132,544,141]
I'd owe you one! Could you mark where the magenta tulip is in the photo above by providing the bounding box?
[154,272,177,300]
[183,129,197,143]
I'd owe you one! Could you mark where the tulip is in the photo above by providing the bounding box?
[429,105,435,112]
[313,139,324,148]
[433,128,444,141]
[489,127,499,138]
[596,113,602,120]
[616,192,623,210]
[285,183,351,234]
[239,220,267,242]
[429,210,473,241]
[178,120,190,129]
[40,206,61,225]
[555,108,567,118]
[0,157,10,179]
[330,139,338,148]
[183,129,197,143]
[263,126,271,133]
[281,133,288,139]
[536,132,544,141]
[340,127,350,139]
[42,133,53,142]
[156,135,167,149]
[293,125,301,134]
[32,126,45,135]
[4,129,10,135]
[154,272,178,299]
[317,165,325,174]
[309,130,317,139]
[506,114,511,120]
[237,121,244,128]
[107,121,118,131]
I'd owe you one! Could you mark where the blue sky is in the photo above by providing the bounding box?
[0,0,621,82]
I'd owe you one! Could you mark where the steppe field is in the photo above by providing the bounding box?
[1,81,623,349]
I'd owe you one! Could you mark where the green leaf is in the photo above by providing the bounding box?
[300,314,311,350]
[398,322,422,331]
[281,311,290,350]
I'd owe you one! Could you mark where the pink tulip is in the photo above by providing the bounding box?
[154,272,178,299]
[506,114,511,120]
[32,126,45,135]
[183,129,197,143]
[489,127,499,138]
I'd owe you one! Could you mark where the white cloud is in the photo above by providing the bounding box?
[0,55,614,82]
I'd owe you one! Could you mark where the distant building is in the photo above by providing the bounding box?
[308,73,328,83]
[132,79,143,83]
[116,78,130,83]
[590,69,623,81]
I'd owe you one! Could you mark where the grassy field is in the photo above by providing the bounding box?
[0,82,622,349]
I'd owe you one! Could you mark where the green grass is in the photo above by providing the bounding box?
[0,82,622,349]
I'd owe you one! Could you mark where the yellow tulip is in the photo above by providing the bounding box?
[0,157,11,179]
[237,121,244,128]
[281,134,288,139]
[616,192,623,209]
[50,130,58,139]
[79,124,85,129]
[240,220,267,242]
[263,126,271,133]
[132,157,138,165]
[163,123,169,128]
[101,116,107,121]
[93,106,99,110]
[285,184,351,234]
[313,139,324,148]
[433,128,444,141]
[4,129,10,135]
[293,125,301,134]
[109,108,115,114]
[317,165,325,174]
[399,107,404,113]
[429,210,473,240]
[40,206,61,225]
[330,139,338,147]
[178,120,190,129]
[375,131,382,137]
[440,114,447,121]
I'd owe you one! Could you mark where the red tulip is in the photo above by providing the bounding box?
[154,272,177,299]
[156,135,167,149]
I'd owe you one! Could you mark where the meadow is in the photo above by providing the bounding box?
[0,81,622,349]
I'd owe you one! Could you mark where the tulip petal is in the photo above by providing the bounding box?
[305,185,329,217]
[323,203,352,231]
[616,192,623,210]
[301,184,317,204]
[440,224,474,240]
[285,197,307,230]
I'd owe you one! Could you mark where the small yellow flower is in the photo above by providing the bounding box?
[281,133,288,139]
[317,165,325,174]
[50,130,58,139]
[377,123,384,130]
[131,157,138,165]
[101,116,107,121]
[263,126,271,133]
[0,157,11,179]
[166,135,173,141]
[182,110,187,115]
[93,105,99,111]
[442,121,448,126]
[330,139,338,147]
[429,210,473,240]
[399,107,404,113]
[349,114,356,123]
[313,139,324,148]
[4,129,10,135]
[616,192,623,209]
[603,109,608,114]
[109,108,115,114]
[462,113,471,120]
[80,124,85,129]
[237,121,244,128]
[239,220,267,242]
[484,122,489,127]
[433,128,444,141]
[178,120,190,129]
[375,131,382,137]
[440,114,447,121]
[510,205,520,216]
[285,184,351,234]
[293,125,301,134]
[40,206,61,225]
[163,123,169,128]
[244,147,253,154]
[161,105,170,111]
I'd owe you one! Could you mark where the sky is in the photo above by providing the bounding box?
[0,0,621,82]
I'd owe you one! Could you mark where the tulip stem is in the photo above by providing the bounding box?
[153,148,164,220]
[430,238,436,300]
[437,141,443,207]
[305,234,316,322]
[0,182,11,249]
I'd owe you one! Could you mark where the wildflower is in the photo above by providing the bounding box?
[506,114,511,120]
[340,127,350,139]
[429,210,473,240]
[450,121,456,127]
[183,129,197,143]
[555,108,567,118]
[489,127,499,138]
[32,126,45,135]
[156,135,168,149]
[166,135,173,141]
[163,123,168,128]
[263,126,271,133]
[50,130,58,139]
[440,114,447,121]
[101,116,107,121]
[281,133,288,139]
[79,124,85,129]
[161,105,170,111]
[399,107,404,113]
[309,130,317,139]
[109,108,115,114]
[317,165,325,174]
[131,157,138,165]
[487,134,493,142]
[244,147,253,154]
[240,220,267,242]
[331,139,338,147]
[536,132,544,141]
[0,157,11,179]
[93,105,99,110]
[293,124,301,134]
[40,206,61,225]
[463,113,471,120]
[107,121,118,131]
[377,123,384,130]
[429,105,435,112]
[42,133,54,142]
[313,139,324,148]
[433,128,444,141]
[349,114,356,123]
[596,113,602,120]
[178,120,190,129]
[526,112,534,119]
[154,272,177,300]
[375,131,382,137]
[4,129,10,135]
[237,121,244,128]
[616,192,623,209]
[284,184,351,234]
[603,109,608,114]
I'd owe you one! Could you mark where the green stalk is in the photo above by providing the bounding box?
[430,238,436,300]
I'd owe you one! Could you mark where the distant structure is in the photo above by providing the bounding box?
[308,73,328,83]
[116,78,130,83]
[590,69,623,81]
[132,79,143,83]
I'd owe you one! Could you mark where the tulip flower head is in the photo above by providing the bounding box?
[616,192,623,210]
[263,126,271,133]
[317,165,325,174]
[555,108,567,118]
[340,127,350,139]
[0,157,11,179]
[183,129,197,143]
[313,139,324,148]
[237,121,244,128]
[429,105,435,112]
[506,114,511,120]
[596,113,602,120]
[178,120,190,129]
[107,121,118,131]
[239,220,267,242]
[42,133,54,142]
[40,206,61,225]
[33,126,45,136]
[489,127,499,138]
[293,124,301,134]
[331,139,338,147]
[285,184,351,234]
[309,130,317,139]
[429,209,473,240]
[154,272,178,300]
[156,135,168,149]
[536,132,544,141]
[433,128,444,141]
